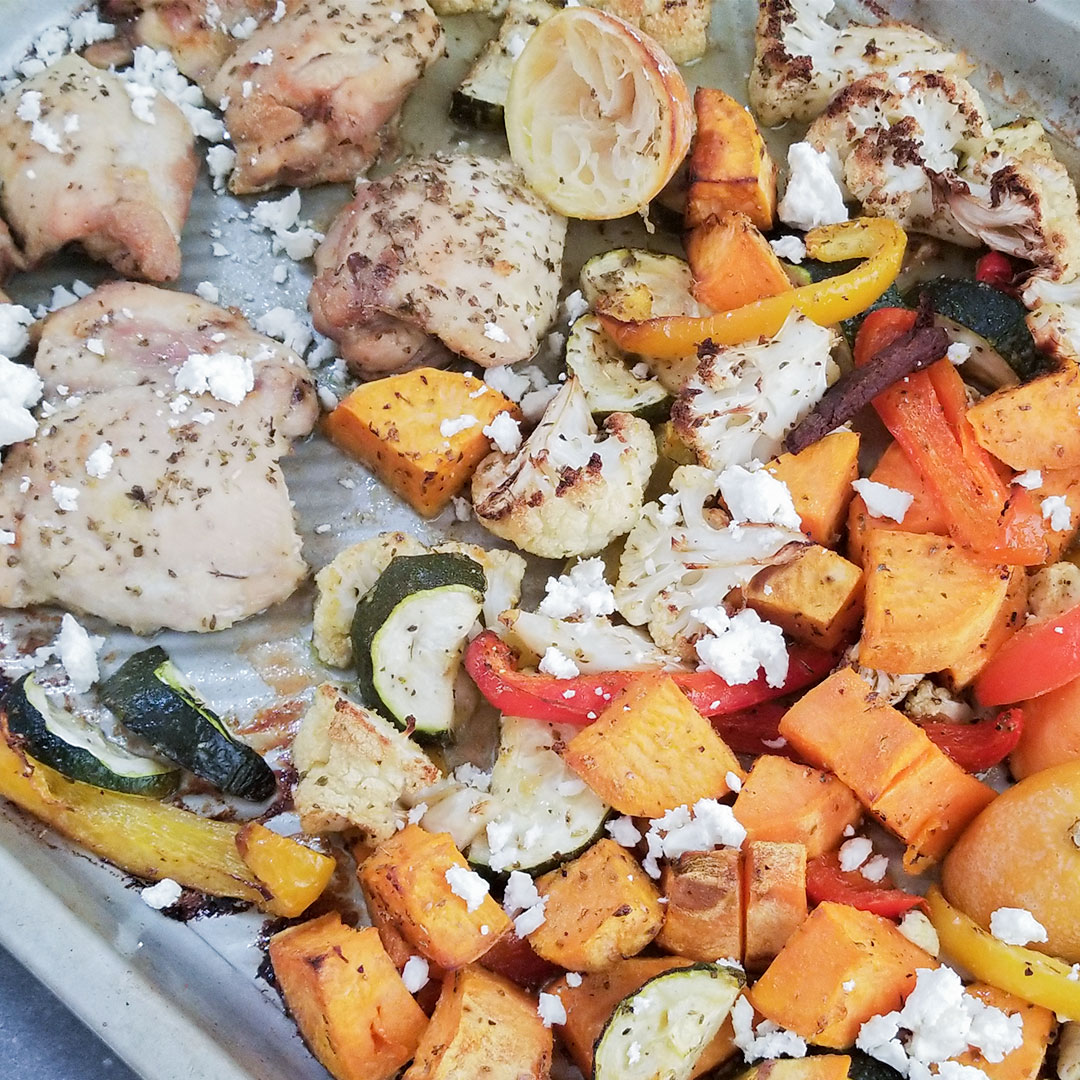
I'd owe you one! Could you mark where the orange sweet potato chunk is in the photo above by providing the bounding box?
[656,848,743,962]
[767,430,860,547]
[235,821,336,918]
[686,211,792,312]
[952,984,1055,1080]
[733,755,861,859]
[748,901,934,1048]
[743,840,808,972]
[563,672,743,817]
[359,825,510,969]
[325,367,520,517]
[269,913,428,1080]
[752,1058,853,1080]
[529,838,663,972]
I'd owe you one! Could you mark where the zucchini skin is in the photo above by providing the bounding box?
[2,674,179,798]
[99,648,276,801]
[350,553,487,739]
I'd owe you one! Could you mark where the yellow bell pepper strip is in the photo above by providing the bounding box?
[597,217,907,358]
[926,886,1080,1019]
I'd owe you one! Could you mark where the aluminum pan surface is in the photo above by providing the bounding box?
[0,1,1079,1077]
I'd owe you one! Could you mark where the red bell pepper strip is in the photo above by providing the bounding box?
[976,601,1080,705]
[917,709,1023,772]
[806,852,927,918]
[708,702,792,757]
[463,631,837,725]
[855,308,1046,565]
[975,251,1019,294]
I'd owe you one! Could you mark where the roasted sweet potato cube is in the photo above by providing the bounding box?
[942,567,1027,690]
[779,668,933,804]
[953,984,1055,1080]
[744,545,863,650]
[686,87,777,230]
[563,672,743,817]
[656,849,743,962]
[766,430,860,547]
[403,966,552,1080]
[686,211,792,312]
[743,840,808,972]
[744,1057,853,1080]
[528,838,663,972]
[359,825,511,969]
[1034,467,1080,562]
[235,821,336,918]
[748,901,934,1048]
[733,755,861,859]
[269,914,428,1080]
[860,531,1012,674]
[325,367,520,517]
[550,957,738,1079]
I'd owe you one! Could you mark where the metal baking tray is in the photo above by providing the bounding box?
[0,1,1078,1076]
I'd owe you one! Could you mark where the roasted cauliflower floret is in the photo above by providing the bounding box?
[1022,276,1080,366]
[671,311,837,471]
[946,119,1080,283]
[471,377,657,559]
[806,71,990,244]
[749,0,972,127]
[614,464,803,658]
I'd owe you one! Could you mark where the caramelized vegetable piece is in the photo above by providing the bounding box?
[550,957,738,1078]
[269,914,428,1080]
[968,366,1080,471]
[358,825,511,969]
[686,211,791,311]
[733,755,861,859]
[942,567,1028,691]
[860,531,1012,674]
[563,672,743,816]
[528,838,663,971]
[743,1059,852,1080]
[742,840,808,972]
[1010,675,1080,778]
[953,984,1055,1080]
[1036,467,1080,561]
[656,849,743,962]
[748,901,935,1048]
[0,720,330,913]
[806,853,926,918]
[744,545,863,651]
[325,368,520,517]
[766,430,860,546]
[403,966,552,1080]
[686,87,777,230]
[234,822,336,918]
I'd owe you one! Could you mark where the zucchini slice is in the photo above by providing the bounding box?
[466,714,609,876]
[2,674,179,797]
[565,314,671,420]
[351,553,486,739]
[594,962,745,1080]
[579,248,701,322]
[98,648,276,801]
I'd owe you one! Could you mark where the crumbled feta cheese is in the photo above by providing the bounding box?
[565,972,583,988]
[1014,470,1043,490]
[406,802,427,826]
[85,442,113,479]
[732,995,808,1063]
[56,613,104,693]
[779,142,849,231]
[538,647,580,680]
[484,364,531,403]
[561,289,589,325]
[0,530,14,545]
[454,762,493,791]
[444,864,490,912]
[450,496,471,521]
[483,321,511,343]
[839,836,873,872]
[503,870,547,935]
[725,771,743,793]
[141,878,183,910]
[194,281,220,304]
[51,483,79,511]
[989,907,1049,947]
[898,910,940,957]
[272,264,288,284]
[606,815,643,848]
[120,47,225,142]
[230,15,258,38]
[211,242,230,257]
[860,854,889,883]
[206,143,236,193]
[947,342,972,366]
[843,980,857,992]
[271,1,286,20]
[539,558,616,620]
[250,189,323,260]
[0,355,43,448]
[254,306,313,356]
[693,606,789,689]
[0,303,34,358]
[85,337,106,357]
[537,992,566,1027]
[175,352,254,405]
[770,235,807,263]
[250,47,274,65]
[1042,495,1072,532]
[642,799,746,879]
[401,955,429,993]
[853,478,914,524]
[482,411,522,454]
[440,414,479,438]
[718,463,801,528]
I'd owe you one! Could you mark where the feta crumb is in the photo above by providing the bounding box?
[482,411,522,454]
[898,910,940,956]
[565,972,583,988]
[839,836,873,872]
[642,799,746,879]
[250,48,274,65]
[770,235,807,264]
[254,306,313,356]
[141,878,183,910]
[860,854,889,883]
[205,143,236,193]
[451,496,471,521]
[852,478,914,524]
[175,352,254,405]
[1042,494,1072,533]
[484,364,531,403]
[1014,470,1043,490]
[606,815,643,847]
[718,463,801,528]
[732,995,808,1062]
[56,613,104,693]
[0,303,34,358]
[989,907,1049,947]
[0,530,14,545]
[454,762,492,791]
[231,15,258,37]
[947,342,972,366]
[84,337,106,357]
[693,606,789,689]
[85,442,114,479]
[439,414,479,438]
[194,281,220,304]
[725,771,743,793]
[503,870,547,935]
[444,864,490,912]
[779,142,849,231]
[272,264,288,284]
[120,47,225,142]
[483,321,511,344]
[211,242,230,257]
[539,557,615,619]
[0,354,43,448]
[537,992,566,1027]
[271,0,286,20]
[843,980,857,992]
[406,802,427,825]
[401,955,429,993]
[538,647,580,680]
[561,289,589,325]
[251,189,324,261]
[51,483,79,511]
